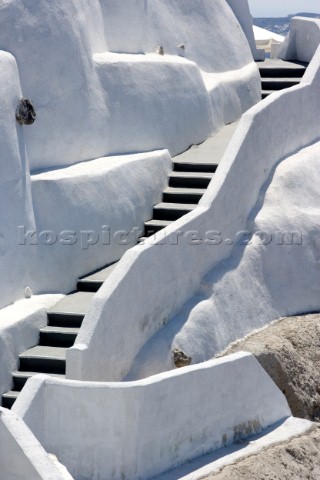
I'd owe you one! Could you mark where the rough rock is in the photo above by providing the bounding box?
[16,97,36,125]
[218,313,320,421]
[173,347,192,368]
[203,425,320,480]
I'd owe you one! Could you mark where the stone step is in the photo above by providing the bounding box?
[12,371,65,391]
[259,66,306,79]
[144,219,172,237]
[77,262,119,292]
[47,291,94,327]
[169,171,214,189]
[162,187,206,204]
[138,236,148,243]
[153,202,198,221]
[173,162,217,173]
[262,90,274,99]
[2,391,19,409]
[261,78,301,90]
[39,326,80,348]
[19,346,67,374]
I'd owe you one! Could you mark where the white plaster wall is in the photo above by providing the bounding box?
[14,352,291,480]
[0,407,73,480]
[278,17,320,63]
[0,0,107,171]
[0,0,258,171]
[0,0,260,310]
[127,140,320,379]
[0,295,63,402]
[101,0,254,71]
[30,151,171,294]
[93,53,212,158]
[0,51,36,309]
[226,0,265,61]
[145,0,253,72]
[67,45,320,382]
[202,62,261,129]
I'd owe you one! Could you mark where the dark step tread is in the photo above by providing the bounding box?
[39,326,79,347]
[169,171,214,179]
[262,90,274,98]
[40,326,80,334]
[154,202,198,211]
[144,219,172,228]
[2,390,19,400]
[261,79,301,90]
[153,202,197,221]
[20,346,67,361]
[163,187,206,195]
[2,391,19,409]
[2,391,20,409]
[19,346,67,374]
[12,371,65,391]
[48,291,94,316]
[78,262,118,285]
[261,77,302,82]
[12,371,65,380]
[173,162,217,173]
[259,68,306,78]
[162,187,206,204]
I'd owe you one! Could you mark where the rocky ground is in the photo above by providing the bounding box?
[219,313,320,421]
[204,313,320,479]
[204,425,320,480]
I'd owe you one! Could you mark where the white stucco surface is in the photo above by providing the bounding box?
[0,51,36,309]
[0,0,259,172]
[0,295,63,402]
[102,0,254,72]
[226,0,265,61]
[30,151,171,294]
[0,0,261,311]
[278,17,320,63]
[155,416,313,480]
[127,140,320,379]
[67,43,320,382]
[201,62,260,128]
[0,407,73,480]
[93,53,212,157]
[14,352,292,480]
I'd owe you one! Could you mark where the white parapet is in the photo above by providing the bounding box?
[277,17,320,63]
[13,352,298,480]
[0,407,73,480]
[67,44,320,383]
[30,150,172,294]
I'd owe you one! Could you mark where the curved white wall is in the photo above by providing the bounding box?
[0,0,261,309]
[226,0,265,61]
[0,0,258,171]
[0,408,72,480]
[14,352,291,480]
[67,45,320,382]
[31,151,171,294]
[127,140,320,379]
[278,17,320,63]
[0,52,36,309]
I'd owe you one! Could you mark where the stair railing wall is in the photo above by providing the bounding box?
[67,44,320,383]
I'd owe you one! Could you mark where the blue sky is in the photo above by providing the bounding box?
[248,0,320,17]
